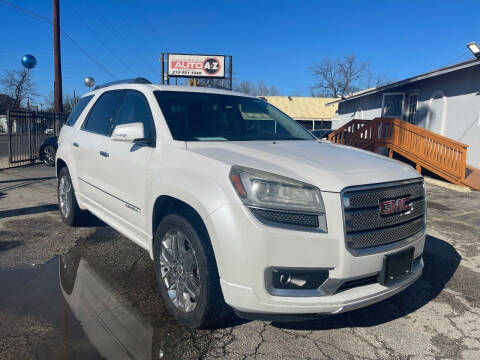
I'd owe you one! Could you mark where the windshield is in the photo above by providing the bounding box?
[154,91,315,141]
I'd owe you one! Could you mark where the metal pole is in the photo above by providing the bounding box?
[160,53,164,85]
[53,0,63,113]
[7,110,11,165]
[228,55,233,90]
[28,111,33,164]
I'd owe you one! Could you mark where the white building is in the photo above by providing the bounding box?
[328,59,480,169]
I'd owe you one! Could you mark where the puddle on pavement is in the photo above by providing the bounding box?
[0,240,235,360]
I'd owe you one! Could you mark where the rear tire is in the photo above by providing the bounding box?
[57,167,82,226]
[153,212,228,328]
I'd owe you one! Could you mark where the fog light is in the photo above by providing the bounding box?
[279,273,291,284]
[265,267,329,296]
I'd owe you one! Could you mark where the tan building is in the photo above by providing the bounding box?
[261,96,338,130]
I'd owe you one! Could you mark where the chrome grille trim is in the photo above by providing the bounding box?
[347,217,425,250]
[344,181,424,210]
[341,179,426,254]
[346,198,425,232]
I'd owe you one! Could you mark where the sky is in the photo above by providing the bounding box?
[0,0,479,106]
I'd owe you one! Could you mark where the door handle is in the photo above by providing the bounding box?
[73,142,79,148]
[99,151,109,158]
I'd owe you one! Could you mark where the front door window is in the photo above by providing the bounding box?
[407,93,418,124]
[382,93,404,118]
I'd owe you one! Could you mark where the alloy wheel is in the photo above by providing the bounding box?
[159,229,201,312]
[43,145,55,166]
[58,175,72,218]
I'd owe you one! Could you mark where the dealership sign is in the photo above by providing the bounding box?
[167,54,225,78]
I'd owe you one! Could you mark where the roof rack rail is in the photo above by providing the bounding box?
[94,77,152,90]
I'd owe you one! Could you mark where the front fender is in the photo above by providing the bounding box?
[148,157,236,271]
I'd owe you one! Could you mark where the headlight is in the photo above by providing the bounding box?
[229,165,327,232]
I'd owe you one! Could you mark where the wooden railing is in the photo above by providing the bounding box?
[328,118,469,185]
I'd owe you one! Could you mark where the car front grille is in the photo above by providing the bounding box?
[342,179,425,251]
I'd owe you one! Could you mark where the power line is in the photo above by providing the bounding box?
[106,0,162,77]
[65,1,139,77]
[87,0,159,79]
[0,0,118,79]
[132,0,168,52]
[441,51,471,68]
[60,31,118,79]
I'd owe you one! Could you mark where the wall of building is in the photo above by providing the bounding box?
[334,64,480,169]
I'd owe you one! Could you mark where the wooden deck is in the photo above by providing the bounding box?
[328,118,480,191]
[463,165,480,190]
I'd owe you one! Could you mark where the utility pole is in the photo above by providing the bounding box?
[53,0,63,113]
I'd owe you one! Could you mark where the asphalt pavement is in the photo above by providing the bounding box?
[0,165,479,359]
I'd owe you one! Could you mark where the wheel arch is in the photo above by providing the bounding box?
[152,195,209,241]
[151,195,217,265]
[56,158,67,177]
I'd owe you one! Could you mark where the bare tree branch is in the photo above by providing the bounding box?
[43,92,79,112]
[0,69,38,109]
[363,71,393,89]
[233,80,282,96]
[234,80,255,94]
[310,55,369,97]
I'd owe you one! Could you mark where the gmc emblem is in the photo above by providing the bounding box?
[380,196,411,215]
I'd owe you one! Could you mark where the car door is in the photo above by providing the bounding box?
[73,90,125,209]
[101,90,156,240]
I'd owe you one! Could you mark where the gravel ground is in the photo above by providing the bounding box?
[0,165,479,359]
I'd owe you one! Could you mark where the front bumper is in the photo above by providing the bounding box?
[205,191,425,315]
[221,257,423,315]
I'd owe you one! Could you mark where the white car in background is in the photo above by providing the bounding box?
[55,78,426,328]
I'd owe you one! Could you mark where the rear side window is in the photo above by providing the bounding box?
[114,91,155,139]
[65,95,93,126]
[83,91,125,135]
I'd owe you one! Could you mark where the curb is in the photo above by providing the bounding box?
[424,177,471,193]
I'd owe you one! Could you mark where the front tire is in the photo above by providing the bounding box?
[153,212,227,328]
[57,167,82,226]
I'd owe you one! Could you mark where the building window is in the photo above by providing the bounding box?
[313,120,332,129]
[407,93,418,124]
[297,120,313,130]
[382,93,404,118]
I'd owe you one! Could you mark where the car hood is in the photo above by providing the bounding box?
[186,140,420,192]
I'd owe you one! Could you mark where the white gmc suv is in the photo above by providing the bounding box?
[56,78,426,328]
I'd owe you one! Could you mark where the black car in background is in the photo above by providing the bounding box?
[39,136,57,167]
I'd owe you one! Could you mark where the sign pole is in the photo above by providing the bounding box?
[160,53,164,85]
[228,55,233,90]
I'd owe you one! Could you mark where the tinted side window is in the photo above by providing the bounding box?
[65,95,93,126]
[83,91,125,135]
[114,91,155,139]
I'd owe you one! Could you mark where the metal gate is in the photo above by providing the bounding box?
[7,110,68,166]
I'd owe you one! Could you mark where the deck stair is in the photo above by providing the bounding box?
[328,118,480,190]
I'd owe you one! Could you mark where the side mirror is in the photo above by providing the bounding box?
[111,122,144,142]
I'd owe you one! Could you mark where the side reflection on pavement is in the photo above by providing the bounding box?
[59,251,154,360]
